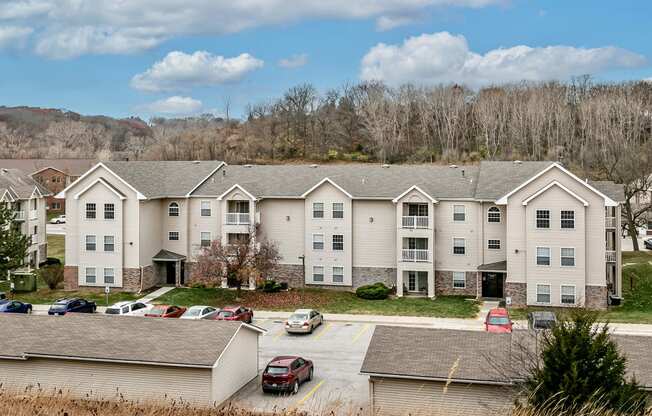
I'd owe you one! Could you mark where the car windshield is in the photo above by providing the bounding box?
[184,308,202,317]
[290,314,309,321]
[488,316,510,325]
[218,311,234,317]
[54,300,69,305]
[105,308,121,314]
[266,366,289,375]
[149,307,166,315]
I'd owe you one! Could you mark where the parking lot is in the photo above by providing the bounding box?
[231,318,373,414]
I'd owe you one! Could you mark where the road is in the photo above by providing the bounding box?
[46,223,65,235]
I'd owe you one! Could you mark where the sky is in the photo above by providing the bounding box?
[0,0,651,120]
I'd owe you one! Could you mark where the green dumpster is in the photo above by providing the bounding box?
[11,272,37,292]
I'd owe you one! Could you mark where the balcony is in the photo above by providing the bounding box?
[606,250,617,263]
[29,210,38,220]
[13,211,25,221]
[402,216,429,229]
[225,212,250,225]
[30,234,39,245]
[402,249,429,262]
[605,217,616,229]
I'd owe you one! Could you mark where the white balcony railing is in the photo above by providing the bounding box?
[13,211,25,221]
[402,249,429,262]
[30,234,39,245]
[605,217,616,228]
[226,212,250,225]
[605,250,617,263]
[29,210,38,220]
[402,216,429,229]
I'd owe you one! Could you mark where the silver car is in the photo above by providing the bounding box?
[285,309,323,334]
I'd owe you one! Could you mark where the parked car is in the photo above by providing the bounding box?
[527,311,557,330]
[0,300,32,314]
[262,356,314,394]
[644,238,652,250]
[181,305,218,320]
[285,309,323,334]
[209,306,253,323]
[144,305,186,318]
[484,307,513,333]
[49,215,66,224]
[48,298,97,315]
[105,301,150,315]
[0,291,5,300]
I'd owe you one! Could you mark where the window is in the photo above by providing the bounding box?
[227,233,249,245]
[104,268,115,285]
[51,202,61,210]
[313,202,324,218]
[453,238,465,255]
[312,234,324,250]
[200,232,211,247]
[487,207,501,223]
[104,203,115,220]
[201,201,211,216]
[85,203,96,219]
[536,210,550,229]
[169,231,180,241]
[561,247,575,266]
[333,266,344,283]
[453,205,465,222]
[536,284,551,303]
[313,266,324,282]
[536,247,551,266]
[168,202,179,217]
[85,267,96,284]
[561,210,575,229]
[332,234,344,251]
[406,203,428,216]
[488,239,501,250]
[85,235,96,251]
[332,202,344,219]
[561,285,576,304]
[453,272,466,289]
[103,235,115,252]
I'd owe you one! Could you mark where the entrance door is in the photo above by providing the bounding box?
[407,271,428,293]
[166,262,176,285]
[482,272,504,298]
[180,262,185,286]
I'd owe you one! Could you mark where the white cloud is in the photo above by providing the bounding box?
[375,15,418,31]
[278,53,308,69]
[131,51,264,92]
[0,25,33,48]
[139,96,203,115]
[360,32,647,88]
[644,77,652,82]
[0,0,503,58]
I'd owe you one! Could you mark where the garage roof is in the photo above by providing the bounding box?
[0,314,263,368]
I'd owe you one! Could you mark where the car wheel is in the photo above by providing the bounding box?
[292,381,299,395]
[308,368,313,381]
[308,324,313,334]
[27,307,32,314]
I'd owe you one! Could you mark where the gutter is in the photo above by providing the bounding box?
[22,352,213,369]
[360,371,515,387]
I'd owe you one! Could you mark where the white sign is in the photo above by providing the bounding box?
[104,286,110,294]
[505,296,512,306]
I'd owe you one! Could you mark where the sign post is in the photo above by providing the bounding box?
[104,286,110,306]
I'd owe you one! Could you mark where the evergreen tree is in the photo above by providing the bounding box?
[0,203,30,277]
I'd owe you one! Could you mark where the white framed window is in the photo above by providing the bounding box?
[313,202,324,218]
[536,210,550,229]
[332,266,344,283]
[560,247,575,267]
[488,239,501,250]
[85,235,96,251]
[453,205,466,222]
[561,285,576,304]
[51,202,61,210]
[85,203,96,219]
[536,247,551,266]
[487,206,501,223]
[103,235,115,252]
[332,234,344,251]
[168,202,179,217]
[561,210,575,229]
[169,231,180,241]
[453,272,466,289]
[200,232,211,247]
[85,267,96,284]
[104,203,115,220]
[313,266,324,282]
[332,202,344,219]
[453,238,465,255]
[536,284,551,304]
[200,200,211,216]
[312,234,324,250]
[104,268,115,285]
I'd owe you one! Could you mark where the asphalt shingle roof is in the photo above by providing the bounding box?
[0,168,50,199]
[0,159,95,176]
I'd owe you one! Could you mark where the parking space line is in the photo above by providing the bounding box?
[352,323,370,343]
[292,380,324,409]
[272,329,285,341]
[313,323,332,340]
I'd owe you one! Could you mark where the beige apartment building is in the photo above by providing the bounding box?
[58,160,624,309]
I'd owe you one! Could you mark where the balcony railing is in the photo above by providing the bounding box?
[605,217,616,229]
[226,212,250,225]
[29,210,38,220]
[402,249,429,262]
[13,211,25,221]
[605,250,617,263]
[402,216,429,229]
[30,234,39,245]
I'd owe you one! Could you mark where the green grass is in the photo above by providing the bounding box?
[47,234,65,263]
[155,287,480,318]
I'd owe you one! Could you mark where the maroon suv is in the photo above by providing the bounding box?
[262,356,314,394]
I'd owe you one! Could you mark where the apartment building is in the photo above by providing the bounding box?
[58,160,624,309]
[0,168,50,268]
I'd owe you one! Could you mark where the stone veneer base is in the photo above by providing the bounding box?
[435,271,478,297]
[585,285,608,310]
[270,264,397,290]
[504,282,527,307]
[63,265,156,293]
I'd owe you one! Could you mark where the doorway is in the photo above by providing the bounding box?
[165,261,185,286]
[482,272,505,298]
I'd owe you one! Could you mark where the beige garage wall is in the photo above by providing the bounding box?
[211,327,260,405]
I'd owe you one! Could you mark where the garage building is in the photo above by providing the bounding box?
[0,314,264,407]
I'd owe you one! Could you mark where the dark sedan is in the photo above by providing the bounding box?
[0,300,32,314]
[644,238,652,250]
[48,298,97,315]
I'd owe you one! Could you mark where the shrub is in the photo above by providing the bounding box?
[356,282,391,300]
[261,280,282,293]
[38,264,64,290]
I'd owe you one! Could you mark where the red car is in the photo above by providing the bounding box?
[144,305,186,318]
[209,306,253,323]
[262,356,314,394]
[484,307,513,333]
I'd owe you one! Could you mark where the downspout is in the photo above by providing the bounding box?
[139,266,143,294]
[478,202,485,300]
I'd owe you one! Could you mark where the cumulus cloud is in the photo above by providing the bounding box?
[278,53,308,69]
[139,96,203,115]
[0,25,33,48]
[360,32,646,88]
[375,15,419,31]
[131,51,264,92]
[0,0,503,58]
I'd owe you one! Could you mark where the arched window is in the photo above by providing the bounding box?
[487,206,501,223]
[168,202,179,217]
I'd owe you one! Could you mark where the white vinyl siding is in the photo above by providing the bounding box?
[536,284,551,304]
[453,272,466,289]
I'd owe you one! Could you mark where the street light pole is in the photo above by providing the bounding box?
[298,255,305,304]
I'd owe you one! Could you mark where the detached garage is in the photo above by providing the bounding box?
[0,314,264,407]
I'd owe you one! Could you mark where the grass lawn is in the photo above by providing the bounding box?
[155,287,480,318]
[47,234,65,263]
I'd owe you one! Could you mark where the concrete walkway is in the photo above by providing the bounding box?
[136,286,175,303]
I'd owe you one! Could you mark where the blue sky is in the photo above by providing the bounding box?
[0,0,650,119]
